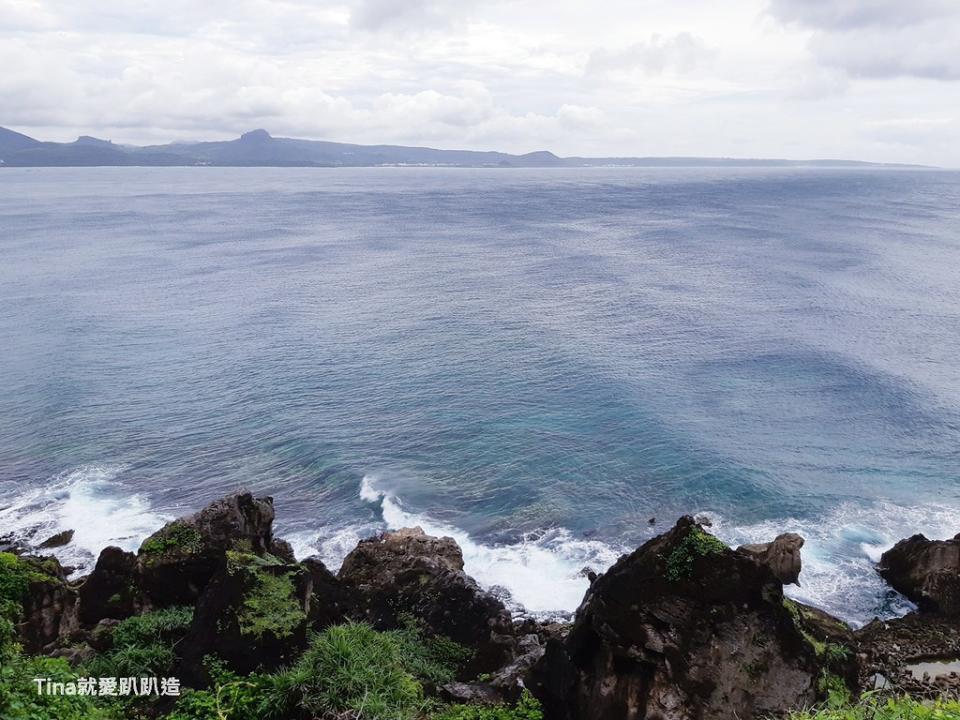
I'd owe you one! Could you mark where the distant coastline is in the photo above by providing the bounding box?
[0,126,932,169]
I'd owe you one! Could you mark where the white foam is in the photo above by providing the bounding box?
[0,465,170,575]
[355,476,622,616]
[705,500,960,626]
[353,478,959,625]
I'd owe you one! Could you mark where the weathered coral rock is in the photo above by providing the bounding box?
[77,546,140,625]
[738,532,805,586]
[880,534,960,614]
[338,526,516,676]
[137,490,277,607]
[528,517,820,720]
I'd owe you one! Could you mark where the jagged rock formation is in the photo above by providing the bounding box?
[879,533,960,614]
[77,546,140,625]
[738,532,805,586]
[528,517,821,720]
[137,491,277,608]
[338,526,517,676]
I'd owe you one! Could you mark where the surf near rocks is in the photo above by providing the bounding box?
[5,490,960,719]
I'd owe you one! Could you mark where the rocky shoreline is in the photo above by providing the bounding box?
[3,490,960,719]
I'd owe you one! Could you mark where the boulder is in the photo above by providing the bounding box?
[879,534,960,614]
[338,527,516,676]
[528,517,821,720]
[738,533,805,586]
[77,546,140,625]
[179,551,312,684]
[38,529,74,549]
[137,491,277,607]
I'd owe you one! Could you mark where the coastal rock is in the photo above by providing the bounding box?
[528,516,820,720]
[302,556,353,629]
[855,612,960,697]
[270,537,297,564]
[38,529,75,549]
[77,546,140,625]
[338,527,516,676]
[738,532,805,586]
[179,551,311,683]
[15,555,80,653]
[137,490,277,607]
[879,534,960,614]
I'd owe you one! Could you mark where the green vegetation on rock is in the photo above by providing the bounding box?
[140,523,203,558]
[665,527,727,581]
[1,552,59,651]
[225,551,306,641]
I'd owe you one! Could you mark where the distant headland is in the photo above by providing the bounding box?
[0,126,931,169]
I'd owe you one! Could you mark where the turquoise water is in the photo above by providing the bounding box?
[1,167,959,622]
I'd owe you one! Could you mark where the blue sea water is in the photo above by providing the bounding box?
[1,167,959,623]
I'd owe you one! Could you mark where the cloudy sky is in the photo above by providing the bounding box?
[2,0,959,164]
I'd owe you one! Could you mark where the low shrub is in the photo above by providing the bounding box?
[85,606,193,679]
[788,694,960,719]
[431,690,544,720]
[0,650,116,720]
[262,622,425,720]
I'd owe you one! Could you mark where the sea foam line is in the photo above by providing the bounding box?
[0,465,170,575]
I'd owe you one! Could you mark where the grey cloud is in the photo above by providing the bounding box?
[767,0,956,30]
[812,28,960,80]
[767,0,960,81]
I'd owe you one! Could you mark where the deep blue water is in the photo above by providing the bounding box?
[1,167,959,621]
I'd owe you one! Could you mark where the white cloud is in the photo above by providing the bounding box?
[349,0,471,31]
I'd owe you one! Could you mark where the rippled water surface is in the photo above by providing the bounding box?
[1,167,959,621]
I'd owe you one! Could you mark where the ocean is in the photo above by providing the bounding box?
[1,166,959,625]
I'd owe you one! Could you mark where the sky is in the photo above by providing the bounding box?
[2,0,959,165]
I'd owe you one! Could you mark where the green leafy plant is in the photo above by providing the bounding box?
[224,555,305,641]
[168,658,266,720]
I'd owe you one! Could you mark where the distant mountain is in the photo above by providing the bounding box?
[0,127,930,169]
[0,127,40,155]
